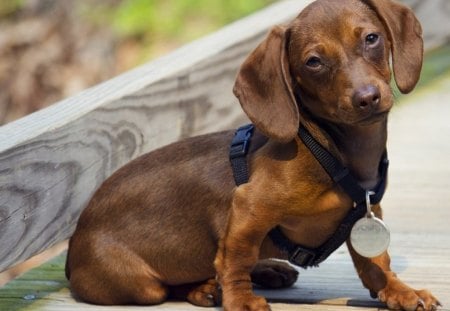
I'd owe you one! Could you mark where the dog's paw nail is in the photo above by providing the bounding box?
[431,300,443,311]
[417,298,425,309]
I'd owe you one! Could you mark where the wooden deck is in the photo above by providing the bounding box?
[1,51,450,311]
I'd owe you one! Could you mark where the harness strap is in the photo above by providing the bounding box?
[229,124,254,186]
[268,201,367,267]
[229,124,389,268]
[298,127,388,206]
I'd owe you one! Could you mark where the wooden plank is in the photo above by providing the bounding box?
[381,71,450,309]
[387,54,450,304]
[0,0,314,272]
[1,234,449,311]
[0,252,404,311]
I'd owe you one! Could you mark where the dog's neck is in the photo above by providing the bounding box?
[301,115,388,190]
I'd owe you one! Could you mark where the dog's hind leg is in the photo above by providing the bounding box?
[68,235,169,305]
[70,261,169,305]
[251,259,299,289]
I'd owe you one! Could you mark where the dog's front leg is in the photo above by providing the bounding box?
[348,204,440,311]
[215,187,273,311]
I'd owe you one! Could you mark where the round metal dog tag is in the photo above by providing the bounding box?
[350,213,390,258]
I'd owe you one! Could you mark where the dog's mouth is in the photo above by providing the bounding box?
[358,109,390,124]
[334,105,391,126]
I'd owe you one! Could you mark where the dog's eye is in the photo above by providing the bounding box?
[365,33,379,45]
[305,56,322,69]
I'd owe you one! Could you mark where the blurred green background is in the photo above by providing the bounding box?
[81,0,277,61]
[1,0,277,59]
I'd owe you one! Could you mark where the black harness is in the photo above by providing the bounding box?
[229,124,388,268]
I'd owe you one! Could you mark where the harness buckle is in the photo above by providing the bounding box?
[289,246,317,268]
[229,124,254,159]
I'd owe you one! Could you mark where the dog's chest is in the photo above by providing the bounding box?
[281,187,354,248]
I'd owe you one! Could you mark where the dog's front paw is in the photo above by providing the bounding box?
[251,259,299,289]
[224,293,271,311]
[378,280,441,311]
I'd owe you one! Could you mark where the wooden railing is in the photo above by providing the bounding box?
[0,0,448,273]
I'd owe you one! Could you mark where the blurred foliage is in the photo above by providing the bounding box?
[0,0,24,18]
[79,0,277,61]
[417,44,450,88]
[97,0,275,37]
[392,43,450,102]
[1,0,277,64]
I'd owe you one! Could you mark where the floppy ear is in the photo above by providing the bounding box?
[233,26,299,143]
[363,0,423,94]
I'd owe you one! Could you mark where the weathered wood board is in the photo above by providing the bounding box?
[2,232,449,311]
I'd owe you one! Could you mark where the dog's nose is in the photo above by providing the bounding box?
[353,85,380,109]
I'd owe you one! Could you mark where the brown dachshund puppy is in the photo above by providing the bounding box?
[66,0,440,310]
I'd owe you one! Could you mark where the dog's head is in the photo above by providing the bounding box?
[233,0,423,142]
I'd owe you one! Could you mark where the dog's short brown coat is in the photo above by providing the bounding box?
[66,0,440,310]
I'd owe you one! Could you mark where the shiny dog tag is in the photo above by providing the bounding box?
[350,191,390,258]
